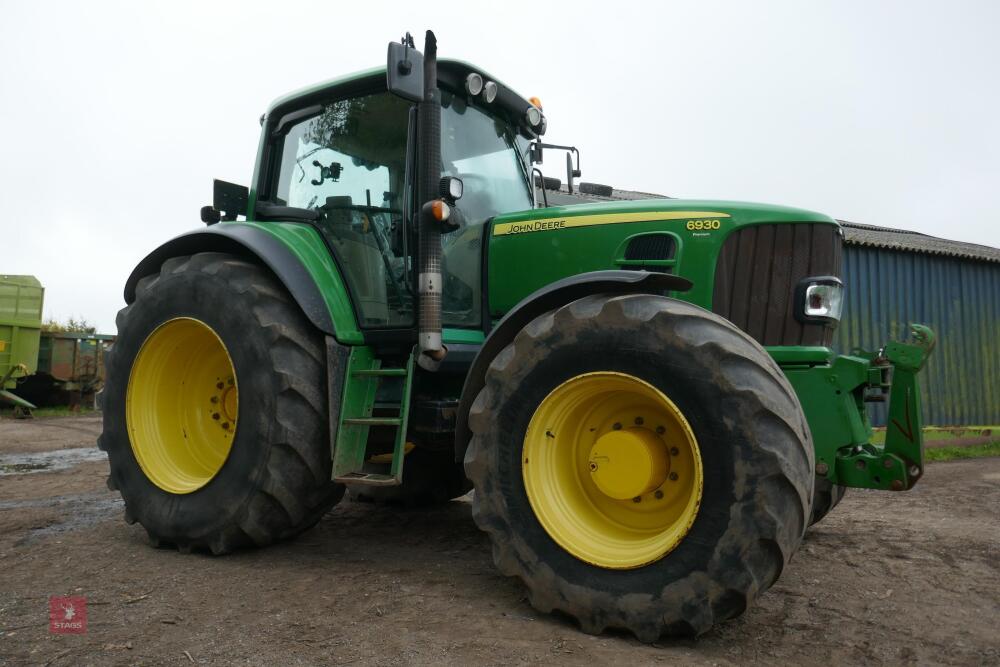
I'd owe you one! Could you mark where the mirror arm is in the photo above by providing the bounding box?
[531,168,548,208]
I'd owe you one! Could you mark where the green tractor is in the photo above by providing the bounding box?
[100,31,935,640]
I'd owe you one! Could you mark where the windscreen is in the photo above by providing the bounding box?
[440,91,533,327]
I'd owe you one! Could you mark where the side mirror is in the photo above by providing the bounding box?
[387,34,424,103]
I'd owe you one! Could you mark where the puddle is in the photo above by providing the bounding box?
[0,447,107,476]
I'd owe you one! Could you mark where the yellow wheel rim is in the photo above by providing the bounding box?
[126,318,238,494]
[522,372,703,569]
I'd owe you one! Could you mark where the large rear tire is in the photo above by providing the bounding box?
[465,294,814,640]
[100,253,344,554]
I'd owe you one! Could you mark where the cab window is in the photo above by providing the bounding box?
[271,91,413,328]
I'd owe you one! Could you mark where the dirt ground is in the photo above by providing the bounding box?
[0,414,998,666]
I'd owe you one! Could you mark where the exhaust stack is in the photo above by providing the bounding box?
[416,30,445,370]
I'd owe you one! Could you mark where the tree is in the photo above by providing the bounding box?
[42,317,97,334]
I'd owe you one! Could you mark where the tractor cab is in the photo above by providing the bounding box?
[247,56,540,337]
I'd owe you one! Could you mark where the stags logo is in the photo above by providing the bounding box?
[49,596,87,634]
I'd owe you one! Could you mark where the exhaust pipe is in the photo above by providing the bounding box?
[417,30,446,370]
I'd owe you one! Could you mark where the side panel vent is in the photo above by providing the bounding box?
[624,234,676,261]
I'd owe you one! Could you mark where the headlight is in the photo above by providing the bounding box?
[482,80,498,103]
[795,277,844,324]
[465,72,484,96]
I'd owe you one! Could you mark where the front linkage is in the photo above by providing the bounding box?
[782,324,936,491]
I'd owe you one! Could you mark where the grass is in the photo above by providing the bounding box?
[926,441,1000,462]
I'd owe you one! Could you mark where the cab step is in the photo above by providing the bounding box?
[331,346,413,486]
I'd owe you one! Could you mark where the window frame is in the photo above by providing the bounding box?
[257,78,419,333]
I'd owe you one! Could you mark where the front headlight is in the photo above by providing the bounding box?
[795,276,844,324]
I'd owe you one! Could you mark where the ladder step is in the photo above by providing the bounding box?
[333,472,401,486]
[352,368,407,377]
[342,417,402,427]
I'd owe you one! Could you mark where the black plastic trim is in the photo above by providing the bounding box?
[437,342,479,376]
[124,225,337,335]
[453,270,693,461]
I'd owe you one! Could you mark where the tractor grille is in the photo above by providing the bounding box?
[712,223,842,346]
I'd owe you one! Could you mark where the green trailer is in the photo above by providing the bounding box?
[98,31,936,641]
[0,275,44,410]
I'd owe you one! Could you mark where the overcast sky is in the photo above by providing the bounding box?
[2,0,997,333]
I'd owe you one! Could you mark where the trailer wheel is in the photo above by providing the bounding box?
[99,253,344,554]
[809,477,847,526]
[465,294,814,640]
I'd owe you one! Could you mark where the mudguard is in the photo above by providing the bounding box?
[454,270,693,462]
[124,224,338,336]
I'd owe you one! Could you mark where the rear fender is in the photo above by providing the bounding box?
[124,223,359,343]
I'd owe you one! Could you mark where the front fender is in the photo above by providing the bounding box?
[124,222,362,344]
[453,270,693,462]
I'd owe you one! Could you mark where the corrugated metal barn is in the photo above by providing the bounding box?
[550,183,1000,427]
[835,222,999,427]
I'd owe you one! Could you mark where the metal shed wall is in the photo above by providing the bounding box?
[834,246,999,426]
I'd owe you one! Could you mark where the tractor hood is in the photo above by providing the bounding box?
[486,197,840,318]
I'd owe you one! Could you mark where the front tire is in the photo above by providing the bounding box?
[100,253,344,554]
[465,294,814,640]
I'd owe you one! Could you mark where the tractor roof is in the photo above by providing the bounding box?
[265,59,536,133]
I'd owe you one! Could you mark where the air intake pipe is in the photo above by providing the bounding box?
[416,30,446,370]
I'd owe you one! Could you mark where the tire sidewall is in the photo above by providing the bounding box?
[104,263,282,541]
[474,294,811,600]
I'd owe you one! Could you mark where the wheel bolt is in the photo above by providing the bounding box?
[222,422,230,430]
[669,472,679,481]
[210,396,219,404]
[656,426,665,435]
[212,413,220,420]
[216,382,224,390]
[670,446,679,456]
[654,490,664,499]
[588,462,598,472]
[227,378,234,386]
[632,496,641,503]
[612,422,622,431]
[883,459,893,469]
[634,417,644,425]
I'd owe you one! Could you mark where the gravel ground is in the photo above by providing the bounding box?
[1,414,998,666]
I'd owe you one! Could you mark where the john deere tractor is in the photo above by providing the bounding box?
[100,31,935,640]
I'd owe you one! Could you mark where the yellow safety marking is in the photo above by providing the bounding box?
[492,211,731,236]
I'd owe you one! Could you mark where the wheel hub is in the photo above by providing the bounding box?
[521,372,703,570]
[588,428,668,500]
[126,317,238,494]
